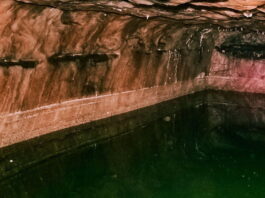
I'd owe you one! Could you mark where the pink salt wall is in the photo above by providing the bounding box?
[207,50,265,93]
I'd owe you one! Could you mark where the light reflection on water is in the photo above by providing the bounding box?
[1,92,265,198]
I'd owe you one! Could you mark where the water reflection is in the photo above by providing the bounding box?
[1,91,265,198]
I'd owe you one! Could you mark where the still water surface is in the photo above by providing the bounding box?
[1,101,265,198]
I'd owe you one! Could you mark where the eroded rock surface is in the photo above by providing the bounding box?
[0,1,217,114]
[1,0,265,148]
[15,0,265,29]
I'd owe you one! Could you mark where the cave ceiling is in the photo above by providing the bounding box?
[15,0,265,29]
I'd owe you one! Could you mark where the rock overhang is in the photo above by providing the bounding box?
[14,0,265,29]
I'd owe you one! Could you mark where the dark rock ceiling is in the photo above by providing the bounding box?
[15,0,265,29]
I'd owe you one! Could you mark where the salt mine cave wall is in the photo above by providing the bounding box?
[1,0,265,152]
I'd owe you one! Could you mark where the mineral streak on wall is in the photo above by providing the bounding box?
[1,0,265,148]
[0,1,211,148]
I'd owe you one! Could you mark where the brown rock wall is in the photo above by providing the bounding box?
[0,1,212,115]
[0,1,215,148]
[1,1,265,149]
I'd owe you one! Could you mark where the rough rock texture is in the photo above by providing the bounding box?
[1,0,265,180]
[1,0,265,148]
[0,1,211,148]
[0,1,213,114]
[208,31,265,93]
[0,91,204,180]
[16,0,265,29]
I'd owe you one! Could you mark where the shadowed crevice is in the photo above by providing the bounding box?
[0,58,38,68]
[48,53,118,65]
[216,44,265,59]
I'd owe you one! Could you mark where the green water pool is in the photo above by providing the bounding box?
[1,91,265,198]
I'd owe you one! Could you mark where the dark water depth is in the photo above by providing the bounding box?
[1,92,265,198]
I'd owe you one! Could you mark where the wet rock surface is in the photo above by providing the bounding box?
[15,0,265,29]
[216,32,265,59]
[1,1,265,191]
[1,1,265,149]
[2,1,265,114]
[1,90,265,183]
[0,1,216,113]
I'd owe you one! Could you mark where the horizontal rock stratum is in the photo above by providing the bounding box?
[16,0,265,10]
[14,0,265,29]
[0,0,265,180]
[0,0,265,150]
